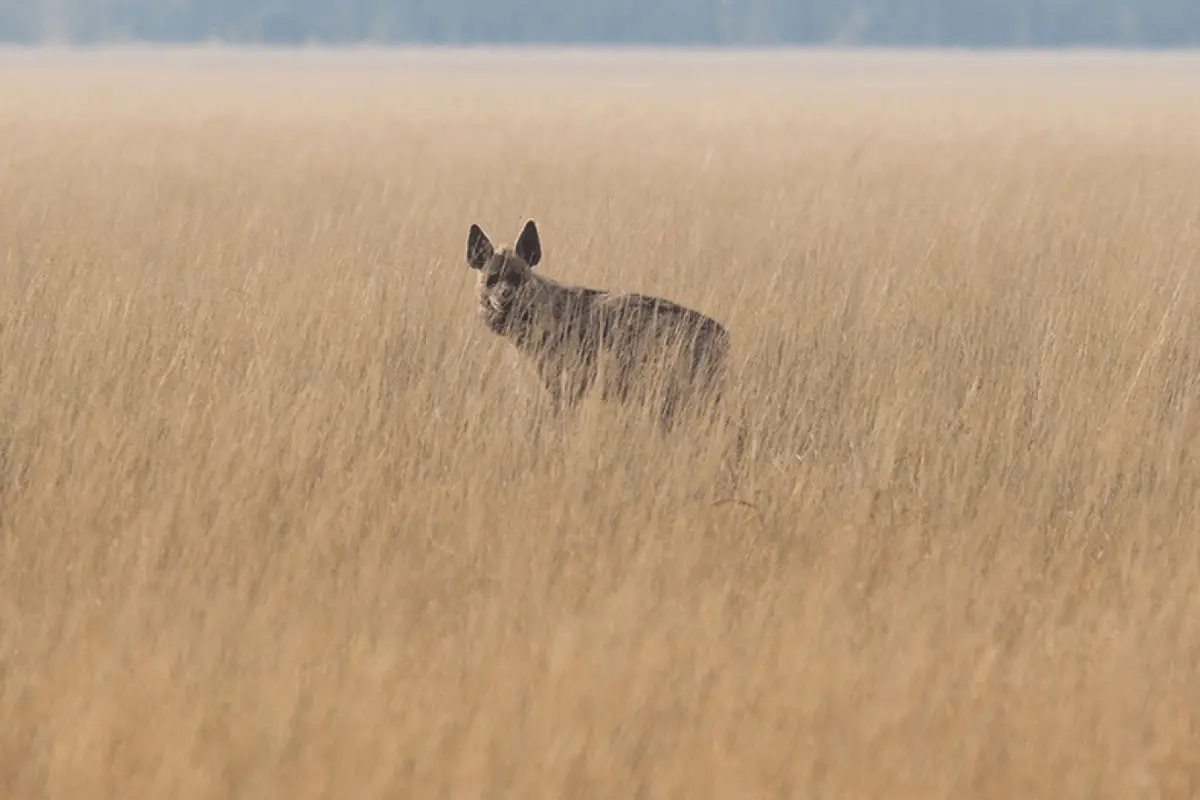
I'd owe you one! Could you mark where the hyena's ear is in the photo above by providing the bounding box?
[515,219,542,268]
[467,224,494,270]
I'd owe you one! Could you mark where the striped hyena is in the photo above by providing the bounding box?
[466,219,730,431]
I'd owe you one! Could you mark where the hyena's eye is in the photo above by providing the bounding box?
[485,273,501,288]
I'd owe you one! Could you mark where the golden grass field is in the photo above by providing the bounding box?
[2,48,1200,797]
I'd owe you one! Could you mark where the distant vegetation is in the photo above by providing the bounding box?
[1,0,1199,46]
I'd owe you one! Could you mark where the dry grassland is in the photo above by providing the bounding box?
[3,49,1200,798]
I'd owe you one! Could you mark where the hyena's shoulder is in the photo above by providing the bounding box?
[538,279,608,318]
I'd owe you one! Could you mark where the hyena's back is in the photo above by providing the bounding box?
[592,291,730,418]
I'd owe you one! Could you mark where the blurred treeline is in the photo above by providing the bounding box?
[1,0,1197,46]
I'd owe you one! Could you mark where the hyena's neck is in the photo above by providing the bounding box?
[499,280,549,352]
[502,273,592,356]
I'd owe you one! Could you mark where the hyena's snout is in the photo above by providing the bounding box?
[478,283,510,315]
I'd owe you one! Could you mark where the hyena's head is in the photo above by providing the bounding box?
[466,220,542,333]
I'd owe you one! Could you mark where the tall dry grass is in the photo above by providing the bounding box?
[2,49,1200,798]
